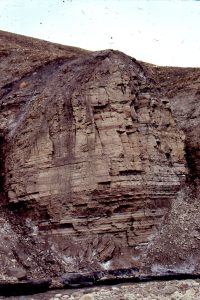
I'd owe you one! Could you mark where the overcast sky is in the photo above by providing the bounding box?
[0,0,200,67]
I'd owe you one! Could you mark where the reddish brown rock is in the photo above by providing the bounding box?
[141,64,200,275]
[0,30,199,284]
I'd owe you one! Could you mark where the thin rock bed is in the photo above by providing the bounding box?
[3,279,200,300]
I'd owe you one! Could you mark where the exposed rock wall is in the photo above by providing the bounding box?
[141,64,200,275]
[0,30,199,283]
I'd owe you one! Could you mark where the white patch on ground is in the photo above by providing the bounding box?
[101,260,111,270]
[0,221,12,233]
[151,260,196,274]
[62,255,74,265]
[131,255,140,261]
[32,225,38,236]
[25,218,38,236]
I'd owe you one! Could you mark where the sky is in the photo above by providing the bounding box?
[0,0,200,67]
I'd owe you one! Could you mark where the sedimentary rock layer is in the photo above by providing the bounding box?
[0,30,199,283]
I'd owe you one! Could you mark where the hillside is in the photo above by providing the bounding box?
[0,30,199,291]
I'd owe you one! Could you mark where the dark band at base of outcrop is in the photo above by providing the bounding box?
[1,270,200,296]
[0,279,51,296]
[61,269,200,288]
[0,30,200,286]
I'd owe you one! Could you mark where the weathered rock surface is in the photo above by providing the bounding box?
[0,30,199,287]
[140,64,200,275]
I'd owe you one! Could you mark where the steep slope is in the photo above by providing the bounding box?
[0,30,90,283]
[0,30,199,286]
[141,64,200,275]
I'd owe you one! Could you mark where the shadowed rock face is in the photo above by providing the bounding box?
[141,64,200,275]
[0,30,199,284]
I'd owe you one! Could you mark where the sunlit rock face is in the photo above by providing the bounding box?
[1,30,199,282]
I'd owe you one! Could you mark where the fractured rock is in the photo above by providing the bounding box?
[0,30,199,284]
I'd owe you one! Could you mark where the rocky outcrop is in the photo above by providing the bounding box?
[0,30,199,287]
[141,64,200,275]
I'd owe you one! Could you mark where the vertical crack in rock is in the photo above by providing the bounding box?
[3,48,186,273]
[1,31,199,284]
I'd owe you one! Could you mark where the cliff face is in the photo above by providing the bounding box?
[141,65,200,275]
[0,30,199,284]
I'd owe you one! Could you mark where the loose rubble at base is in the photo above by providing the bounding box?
[0,30,200,297]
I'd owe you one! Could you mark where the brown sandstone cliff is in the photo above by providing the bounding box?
[0,30,199,285]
